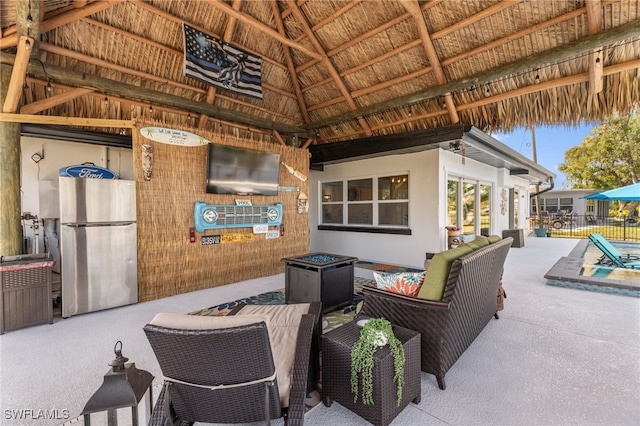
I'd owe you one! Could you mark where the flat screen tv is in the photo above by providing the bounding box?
[206,143,280,195]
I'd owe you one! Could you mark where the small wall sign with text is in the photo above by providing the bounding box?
[266,230,280,239]
[253,224,268,234]
[221,233,254,243]
[201,235,221,245]
[59,165,116,179]
[235,199,252,206]
[140,127,210,146]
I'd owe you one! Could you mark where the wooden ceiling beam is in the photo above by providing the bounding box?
[223,0,242,40]
[457,59,640,113]
[297,0,440,71]
[401,0,459,124]
[38,42,297,123]
[197,87,217,128]
[0,0,119,49]
[20,86,95,115]
[272,130,286,146]
[586,0,604,95]
[39,42,205,94]
[271,0,310,124]
[0,112,135,128]
[286,0,372,136]
[331,58,640,142]
[204,0,323,61]
[297,3,589,98]
[2,36,34,113]
[433,0,519,39]
[75,19,295,99]
[0,52,314,138]
[129,0,285,71]
[305,18,640,130]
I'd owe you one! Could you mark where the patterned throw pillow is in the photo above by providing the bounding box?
[373,271,425,297]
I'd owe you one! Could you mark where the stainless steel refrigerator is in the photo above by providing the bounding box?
[59,176,137,318]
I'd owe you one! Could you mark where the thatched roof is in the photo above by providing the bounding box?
[1,0,639,146]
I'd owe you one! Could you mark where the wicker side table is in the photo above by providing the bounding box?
[322,321,421,426]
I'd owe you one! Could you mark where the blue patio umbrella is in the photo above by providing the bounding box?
[583,182,640,201]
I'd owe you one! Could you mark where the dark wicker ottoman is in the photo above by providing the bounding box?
[321,322,421,426]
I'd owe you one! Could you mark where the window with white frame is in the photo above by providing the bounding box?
[320,174,409,227]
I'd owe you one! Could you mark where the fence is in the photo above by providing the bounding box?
[528,214,640,242]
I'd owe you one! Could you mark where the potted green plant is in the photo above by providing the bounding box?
[533,216,547,237]
[351,318,405,406]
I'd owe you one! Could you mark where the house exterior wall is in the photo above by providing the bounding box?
[533,189,603,216]
[309,148,531,269]
[20,136,134,253]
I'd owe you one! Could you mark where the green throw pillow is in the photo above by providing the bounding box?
[467,235,489,250]
[487,234,502,244]
[418,245,473,300]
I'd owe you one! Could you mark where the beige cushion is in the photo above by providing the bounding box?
[150,305,310,408]
[149,312,271,330]
[235,303,310,408]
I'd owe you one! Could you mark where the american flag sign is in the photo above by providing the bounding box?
[182,24,263,99]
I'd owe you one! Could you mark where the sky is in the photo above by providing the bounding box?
[492,123,598,189]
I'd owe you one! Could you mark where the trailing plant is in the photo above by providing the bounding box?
[350,318,405,406]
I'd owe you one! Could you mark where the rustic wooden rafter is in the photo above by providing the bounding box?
[20,86,94,115]
[320,57,640,142]
[2,36,33,113]
[305,18,640,130]
[401,0,459,124]
[586,0,604,95]
[298,1,602,100]
[204,0,323,61]
[271,0,310,124]
[285,0,372,136]
[0,52,315,138]
[0,0,118,49]
[36,43,299,123]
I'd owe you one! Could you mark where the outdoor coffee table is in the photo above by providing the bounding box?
[282,252,357,314]
[321,320,421,426]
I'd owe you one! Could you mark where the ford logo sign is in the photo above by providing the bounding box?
[59,165,116,179]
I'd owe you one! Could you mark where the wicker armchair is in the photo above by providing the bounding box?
[361,237,512,390]
[143,302,320,426]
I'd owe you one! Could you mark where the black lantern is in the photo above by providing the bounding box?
[82,341,154,426]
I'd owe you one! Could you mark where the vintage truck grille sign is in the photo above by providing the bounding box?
[194,202,282,232]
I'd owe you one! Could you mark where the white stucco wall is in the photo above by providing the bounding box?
[19,136,133,253]
[309,148,532,268]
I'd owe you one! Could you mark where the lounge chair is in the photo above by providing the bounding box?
[588,233,640,269]
[143,302,320,426]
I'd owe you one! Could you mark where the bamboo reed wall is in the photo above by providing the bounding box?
[133,120,310,302]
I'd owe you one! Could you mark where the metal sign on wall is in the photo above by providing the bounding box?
[194,202,283,232]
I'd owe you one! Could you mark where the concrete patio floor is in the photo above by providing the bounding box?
[0,237,638,425]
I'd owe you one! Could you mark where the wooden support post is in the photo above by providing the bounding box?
[0,65,24,256]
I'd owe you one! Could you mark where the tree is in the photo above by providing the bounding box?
[559,113,639,189]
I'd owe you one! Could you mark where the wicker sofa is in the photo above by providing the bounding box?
[361,235,513,390]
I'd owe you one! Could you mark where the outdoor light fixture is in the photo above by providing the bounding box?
[81,341,154,426]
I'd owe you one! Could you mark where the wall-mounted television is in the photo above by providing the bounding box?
[206,143,280,195]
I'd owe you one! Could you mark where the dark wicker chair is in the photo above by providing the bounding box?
[361,237,513,390]
[143,303,319,426]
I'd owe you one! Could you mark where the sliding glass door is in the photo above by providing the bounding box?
[447,177,493,236]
